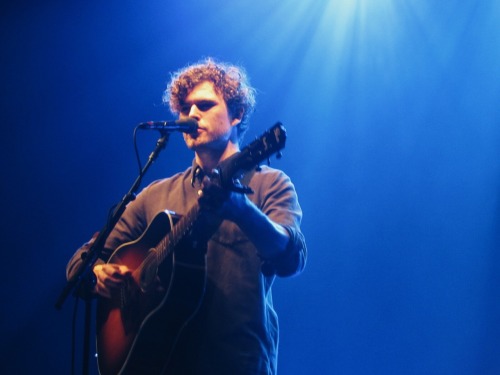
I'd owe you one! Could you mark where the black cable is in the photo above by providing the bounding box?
[71,296,80,375]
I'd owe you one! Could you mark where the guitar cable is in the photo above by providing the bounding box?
[70,296,79,375]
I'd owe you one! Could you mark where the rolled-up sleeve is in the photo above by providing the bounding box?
[250,167,307,277]
[66,232,106,280]
[261,224,307,277]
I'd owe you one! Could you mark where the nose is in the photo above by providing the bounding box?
[188,104,201,120]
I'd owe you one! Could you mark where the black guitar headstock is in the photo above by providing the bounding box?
[218,122,287,190]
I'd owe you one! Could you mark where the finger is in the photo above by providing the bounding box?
[103,264,132,279]
[117,265,133,276]
[102,275,127,288]
[93,264,131,296]
[95,278,111,298]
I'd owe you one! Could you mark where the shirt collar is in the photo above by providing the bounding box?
[190,160,205,187]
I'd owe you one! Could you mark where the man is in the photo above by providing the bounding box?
[67,58,307,374]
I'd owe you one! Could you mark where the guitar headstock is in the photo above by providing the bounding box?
[218,122,287,188]
[242,122,286,167]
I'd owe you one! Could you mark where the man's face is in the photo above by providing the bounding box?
[179,81,239,152]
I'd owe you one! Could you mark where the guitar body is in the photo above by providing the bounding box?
[96,210,207,375]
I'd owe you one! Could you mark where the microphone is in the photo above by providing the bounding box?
[137,118,198,133]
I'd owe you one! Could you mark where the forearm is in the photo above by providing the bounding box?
[229,194,306,277]
[66,232,104,280]
[232,196,290,259]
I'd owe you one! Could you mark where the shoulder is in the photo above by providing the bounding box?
[247,165,299,208]
[141,167,192,193]
[248,165,293,189]
[132,167,192,208]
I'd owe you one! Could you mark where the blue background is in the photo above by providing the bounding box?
[1,1,499,374]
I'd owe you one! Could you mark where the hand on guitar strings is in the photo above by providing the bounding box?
[93,264,132,298]
[93,263,165,298]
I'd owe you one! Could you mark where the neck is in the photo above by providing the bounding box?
[195,141,240,172]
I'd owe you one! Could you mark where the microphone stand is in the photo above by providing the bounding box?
[55,131,171,374]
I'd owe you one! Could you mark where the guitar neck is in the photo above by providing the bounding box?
[151,122,287,266]
[156,203,200,264]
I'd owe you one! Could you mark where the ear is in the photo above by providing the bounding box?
[231,117,241,127]
[230,109,244,127]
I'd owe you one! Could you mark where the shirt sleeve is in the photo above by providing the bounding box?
[65,186,149,281]
[260,224,307,277]
[250,167,307,277]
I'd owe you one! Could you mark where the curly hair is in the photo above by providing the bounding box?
[164,58,256,141]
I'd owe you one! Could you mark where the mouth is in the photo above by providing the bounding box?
[185,128,202,138]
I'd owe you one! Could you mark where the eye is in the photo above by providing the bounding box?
[180,104,191,115]
[196,101,216,112]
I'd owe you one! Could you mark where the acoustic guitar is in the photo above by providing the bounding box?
[96,123,286,374]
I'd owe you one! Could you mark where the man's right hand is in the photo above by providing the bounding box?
[93,264,132,298]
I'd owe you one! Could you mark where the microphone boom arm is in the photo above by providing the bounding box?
[55,132,171,309]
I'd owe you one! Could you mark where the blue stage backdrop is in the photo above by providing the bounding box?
[1,1,499,374]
